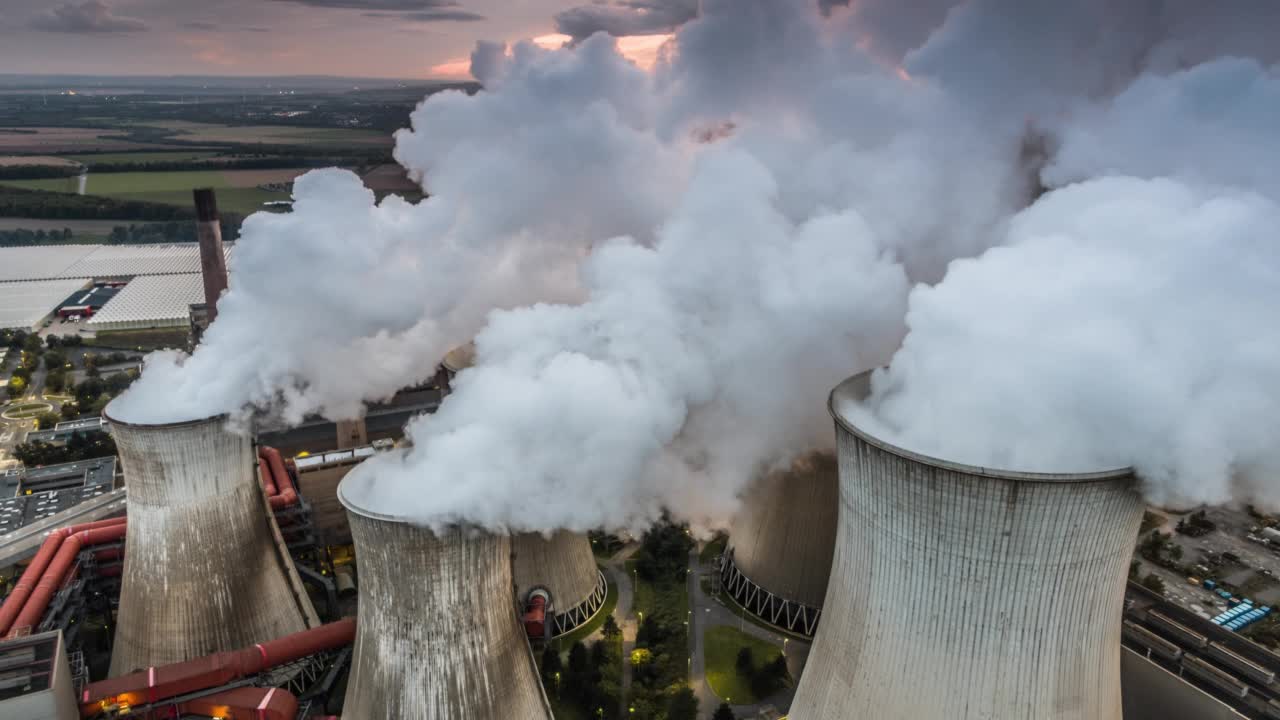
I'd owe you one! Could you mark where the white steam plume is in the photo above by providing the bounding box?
[859,58,1280,509]
[119,0,1280,528]
[111,34,688,425]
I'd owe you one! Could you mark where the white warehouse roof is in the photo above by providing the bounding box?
[0,244,233,283]
[87,274,204,331]
[0,246,95,283]
[0,279,91,330]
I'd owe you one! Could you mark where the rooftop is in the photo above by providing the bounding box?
[0,243,233,283]
[0,278,91,330]
[86,273,205,329]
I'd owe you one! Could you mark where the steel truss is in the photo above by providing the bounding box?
[719,550,822,637]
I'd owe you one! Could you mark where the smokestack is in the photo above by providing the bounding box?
[338,479,553,719]
[336,419,368,450]
[789,371,1145,719]
[512,531,608,637]
[193,188,229,323]
[105,409,317,676]
[721,452,837,637]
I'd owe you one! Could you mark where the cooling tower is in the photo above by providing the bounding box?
[338,479,553,719]
[721,452,837,636]
[512,530,608,637]
[105,410,317,676]
[789,372,1145,720]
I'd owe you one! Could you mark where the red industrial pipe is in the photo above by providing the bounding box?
[79,617,356,716]
[179,686,299,720]
[258,454,277,496]
[260,446,298,509]
[0,516,126,636]
[7,523,127,638]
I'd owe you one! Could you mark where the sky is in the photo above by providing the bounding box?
[0,0,677,79]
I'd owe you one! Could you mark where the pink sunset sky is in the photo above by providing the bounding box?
[0,0,687,79]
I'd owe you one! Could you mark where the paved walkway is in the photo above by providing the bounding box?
[687,546,811,719]
[604,543,640,718]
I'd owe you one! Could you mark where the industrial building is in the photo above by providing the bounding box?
[0,243,233,334]
[0,458,116,535]
[789,371,1147,719]
[104,409,318,675]
[84,273,207,331]
[338,478,553,719]
[720,452,837,636]
[0,278,92,330]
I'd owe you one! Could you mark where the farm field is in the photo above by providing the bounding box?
[0,155,81,167]
[136,121,392,146]
[0,127,163,153]
[0,168,307,214]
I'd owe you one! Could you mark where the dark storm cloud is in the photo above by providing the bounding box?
[30,1,149,33]
[364,10,485,22]
[181,21,276,32]
[554,0,697,41]
[268,0,469,9]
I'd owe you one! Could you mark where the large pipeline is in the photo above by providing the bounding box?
[260,446,299,510]
[0,516,126,637]
[80,617,355,716]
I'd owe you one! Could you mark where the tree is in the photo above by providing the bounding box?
[34,412,61,430]
[666,687,699,720]
[602,614,620,638]
[568,641,589,674]
[540,646,562,685]
[735,647,754,676]
[59,400,80,420]
[750,655,789,699]
[1142,573,1166,596]
[22,333,42,353]
[7,376,26,398]
[712,703,737,720]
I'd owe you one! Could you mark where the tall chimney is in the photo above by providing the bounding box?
[336,418,368,450]
[193,188,229,323]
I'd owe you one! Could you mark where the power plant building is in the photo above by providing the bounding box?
[339,479,553,719]
[721,452,837,636]
[790,371,1145,720]
[105,410,317,676]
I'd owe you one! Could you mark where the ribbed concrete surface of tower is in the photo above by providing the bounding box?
[105,410,317,676]
[721,452,837,636]
[339,479,553,719]
[512,530,608,637]
[789,371,1145,720]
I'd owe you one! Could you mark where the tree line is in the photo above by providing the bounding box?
[0,186,247,228]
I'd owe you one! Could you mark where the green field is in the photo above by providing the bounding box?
[1,169,300,214]
[703,626,785,705]
[132,121,391,147]
[68,151,220,164]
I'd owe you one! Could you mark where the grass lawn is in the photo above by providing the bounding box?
[703,625,785,705]
[0,168,302,214]
[132,121,392,147]
[5,403,48,413]
[553,571,619,648]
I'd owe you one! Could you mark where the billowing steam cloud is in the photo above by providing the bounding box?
[119,0,1280,530]
[112,34,688,426]
[860,58,1280,510]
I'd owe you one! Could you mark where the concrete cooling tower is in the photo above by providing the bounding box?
[721,452,837,636]
[339,479,553,719]
[105,411,317,676]
[512,530,608,638]
[790,372,1145,720]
